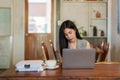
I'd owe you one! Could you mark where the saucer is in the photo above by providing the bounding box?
[46,65,59,69]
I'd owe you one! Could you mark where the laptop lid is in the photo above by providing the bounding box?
[62,48,96,69]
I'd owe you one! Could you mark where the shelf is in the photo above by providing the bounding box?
[82,36,107,38]
[91,18,107,20]
[83,36,107,44]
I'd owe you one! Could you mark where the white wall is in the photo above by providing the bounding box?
[111,0,120,61]
[0,0,12,68]
[107,0,112,61]
[0,0,24,68]
[12,0,24,65]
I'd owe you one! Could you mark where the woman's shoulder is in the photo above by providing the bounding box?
[77,39,90,48]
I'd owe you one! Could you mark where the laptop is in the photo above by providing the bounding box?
[62,48,96,69]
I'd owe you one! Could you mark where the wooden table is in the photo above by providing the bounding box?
[1,62,120,80]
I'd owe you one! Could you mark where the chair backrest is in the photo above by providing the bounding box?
[49,40,57,60]
[41,41,49,60]
[97,40,104,49]
[95,40,104,62]
[99,43,109,62]
[49,40,62,63]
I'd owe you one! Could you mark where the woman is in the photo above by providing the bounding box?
[59,20,91,56]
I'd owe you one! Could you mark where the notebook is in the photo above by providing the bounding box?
[62,48,96,69]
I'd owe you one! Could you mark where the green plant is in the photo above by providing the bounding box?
[78,26,84,36]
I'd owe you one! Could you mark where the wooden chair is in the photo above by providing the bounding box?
[97,40,104,49]
[99,43,109,62]
[49,40,57,60]
[49,40,62,63]
[95,40,104,62]
[41,41,50,61]
[95,47,104,62]
[90,39,109,63]
[89,41,103,62]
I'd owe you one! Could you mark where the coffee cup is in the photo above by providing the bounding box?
[45,60,57,68]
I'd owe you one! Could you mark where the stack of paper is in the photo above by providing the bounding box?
[15,60,44,71]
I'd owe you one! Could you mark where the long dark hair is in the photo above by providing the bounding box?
[59,20,82,56]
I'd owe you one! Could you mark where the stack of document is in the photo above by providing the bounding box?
[15,60,44,71]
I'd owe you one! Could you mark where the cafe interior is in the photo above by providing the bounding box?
[0,0,120,79]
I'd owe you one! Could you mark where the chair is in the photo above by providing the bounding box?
[95,40,104,62]
[95,47,104,62]
[41,41,50,60]
[97,39,104,49]
[49,40,62,63]
[99,43,109,62]
[89,41,104,62]
[49,40,57,60]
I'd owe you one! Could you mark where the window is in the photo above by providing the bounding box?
[28,0,51,33]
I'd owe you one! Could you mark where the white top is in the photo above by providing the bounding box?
[68,39,89,49]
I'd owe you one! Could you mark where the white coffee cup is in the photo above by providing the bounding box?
[45,60,57,68]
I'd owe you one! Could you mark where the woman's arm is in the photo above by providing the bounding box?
[87,41,91,48]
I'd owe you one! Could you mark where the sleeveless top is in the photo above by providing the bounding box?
[68,39,88,49]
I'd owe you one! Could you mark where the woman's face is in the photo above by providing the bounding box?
[64,28,77,42]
